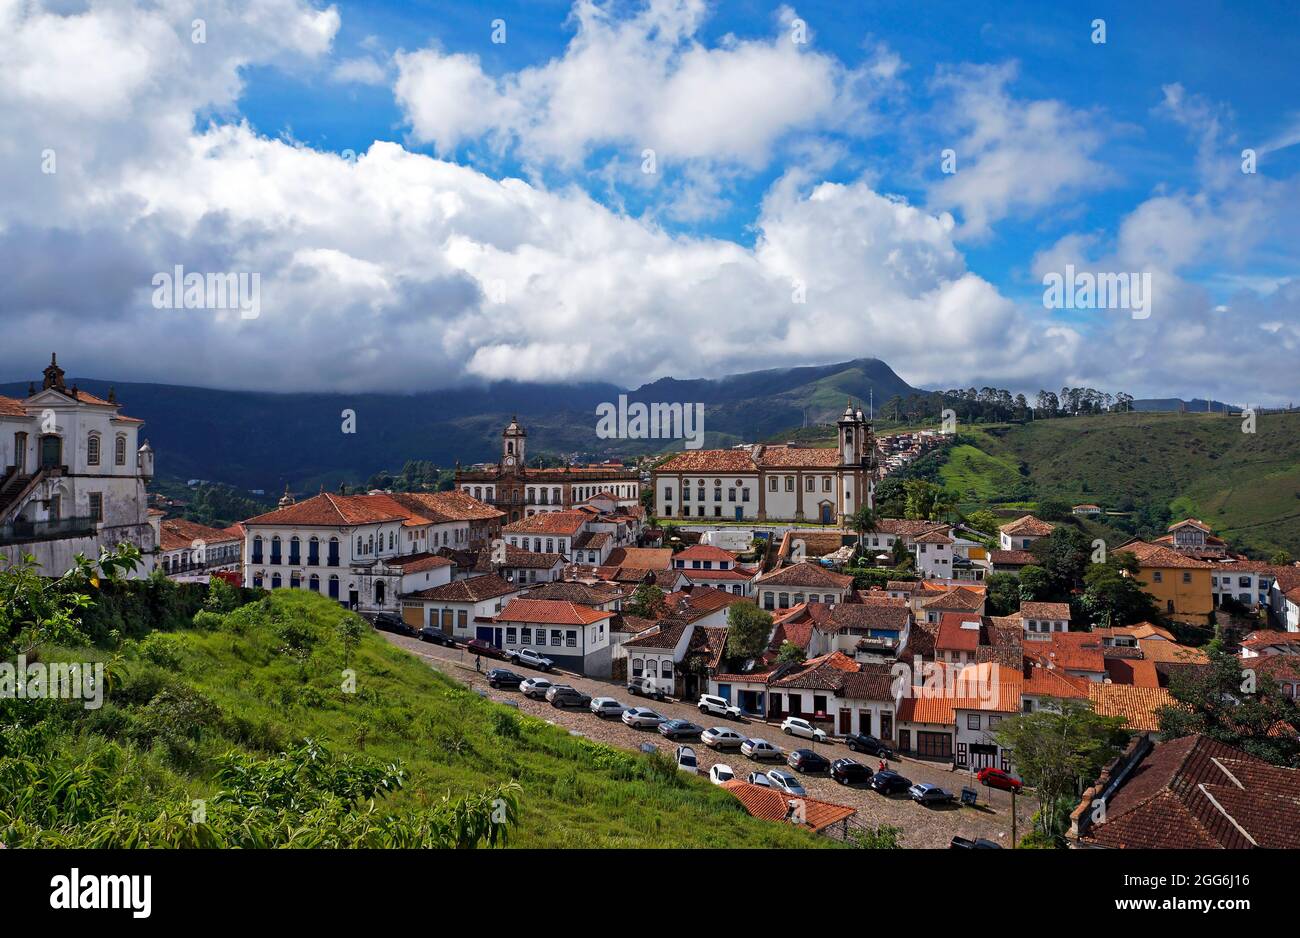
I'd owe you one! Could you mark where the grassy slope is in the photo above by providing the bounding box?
[942,413,1300,555]
[57,591,826,849]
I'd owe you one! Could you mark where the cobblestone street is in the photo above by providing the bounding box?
[383,632,1037,848]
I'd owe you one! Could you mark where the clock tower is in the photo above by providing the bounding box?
[501,416,526,474]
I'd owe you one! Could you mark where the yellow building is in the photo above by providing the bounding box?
[1116,541,1215,625]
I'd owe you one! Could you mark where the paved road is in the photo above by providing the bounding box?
[382,631,1036,848]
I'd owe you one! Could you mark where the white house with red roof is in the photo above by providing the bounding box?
[753,561,854,611]
[998,515,1054,551]
[158,517,242,581]
[491,598,616,675]
[651,402,878,525]
[0,355,157,576]
[670,543,759,596]
[399,573,523,636]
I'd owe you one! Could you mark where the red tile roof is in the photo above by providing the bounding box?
[755,561,853,589]
[405,574,519,602]
[388,490,503,523]
[0,395,26,417]
[1087,683,1179,732]
[503,510,590,536]
[936,613,983,653]
[674,544,739,563]
[1117,540,1215,569]
[605,547,674,570]
[1018,601,1071,620]
[721,780,856,832]
[495,598,613,626]
[1000,515,1055,536]
[244,492,407,527]
[989,549,1037,566]
[158,517,242,551]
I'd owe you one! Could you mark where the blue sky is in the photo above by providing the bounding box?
[2,0,1298,401]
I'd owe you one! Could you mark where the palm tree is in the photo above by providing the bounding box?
[849,506,878,558]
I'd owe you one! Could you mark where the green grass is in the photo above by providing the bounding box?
[928,412,1300,556]
[21,591,828,849]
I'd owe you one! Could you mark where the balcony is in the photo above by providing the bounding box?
[0,515,99,546]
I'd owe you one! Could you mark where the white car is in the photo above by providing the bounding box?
[701,726,746,750]
[709,764,736,786]
[740,738,783,761]
[746,772,773,787]
[520,677,554,698]
[590,697,628,719]
[781,716,827,743]
[622,707,665,729]
[509,648,554,671]
[676,745,700,774]
[697,694,742,719]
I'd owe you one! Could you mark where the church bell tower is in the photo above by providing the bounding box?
[501,416,526,474]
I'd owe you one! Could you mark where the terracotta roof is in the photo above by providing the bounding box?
[1093,622,1176,642]
[989,549,1037,566]
[613,614,659,635]
[0,395,26,417]
[874,519,949,538]
[474,545,565,570]
[1000,515,1055,536]
[754,445,843,468]
[495,598,613,626]
[1136,638,1210,665]
[721,780,856,832]
[1240,630,1300,649]
[755,562,853,590]
[1117,540,1215,569]
[158,518,241,551]
[1082,735,1300,849]
[913,529,953,545]
[244,492,407,527]
[1024,631,1106,673]
[1242,654,1300,685]
[389,552,454,574]
[662,586,745,621]
[405,574,519,603]
[1021,663,1090,698]
[522,581,625,605]
[388,490,504,523]
[605,547,674,570]
[919,586,985,612]
[673,544,738,563]
[770,651,862,690]
[654,450,758,473]
[1104,657,1162,688]
[1087,683,1179,732]
[1018,601,1071,620]
[936,613,983,653]
[1168,518,1212,533]
[503,510,590,537]
[812,602,911,633]
[682,566,756,582]
[623,619,690,649]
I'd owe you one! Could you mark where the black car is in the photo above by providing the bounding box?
[372,613,418,638]
[787,748,831,773]
[844,732,894,759]
[869,770,913,795]
[830,758,873,786]
[950,836,1002,849]
[486,668,525,689]
[419,626,457,647]
[658,719,704,740]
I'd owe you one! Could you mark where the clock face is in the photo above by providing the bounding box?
[504,456,515,467]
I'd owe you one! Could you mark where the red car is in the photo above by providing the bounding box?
[976,767,1023,793]
[465,639,508,661]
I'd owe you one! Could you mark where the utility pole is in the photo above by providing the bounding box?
[1011,787,1018,847]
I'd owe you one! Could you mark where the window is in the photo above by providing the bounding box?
[551,630,563,647]
[252,536,264,563]
[662,660,673,679]
[683,487,691,501]
[506,627,517,644]
[289,536,301,565]
[328,537,339,566]
[87,434,100,466]
[1182,571,1192,584]
[805,476,814,492]
[271,537,282,565]
[271,573,282,589]
[521,627,531,644]
[785,476,794,492]
[115,435,127,466]
[309,537,320,565]
[769,477,778,492]
[966,714,981,730]
[1152,571,1163,583]
[632,658,644,677]
[566,630,577,647]
[88,492,103,522]
[741,488,750,502]
[309,574,319,592]
[663,486,672,501]
[823,476,832,492]
[457,610,467,629]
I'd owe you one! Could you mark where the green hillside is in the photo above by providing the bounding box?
[2,586,825,849]
[933,412,1300,556]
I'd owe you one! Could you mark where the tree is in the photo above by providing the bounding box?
[1270,549,1293,565]
[1159,643,1300,767]
[903,480,953,521]
[993,700,1126,840]
[1081,553,1159,627]
[776,640,805,665]
[966,510,1001,537]
[626,583,666,619]
[849,824,901,848]
[985,573,1021,616]
[848,506,877,553]
[1030,527,1091,598]
[1017,565,1050,602]
[725,602,773,660]
[1036,497,1072,522]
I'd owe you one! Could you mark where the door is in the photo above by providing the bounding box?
[348,589,358,608]
[838,708,852,734]
[820,503,832,524]
[880,711,893,741]
[476,626,494,642]
[769,693,782,719]
[13,433,26,473]
[734,506,743,520]
[858,709,872,736]
[328,578,340,600]
[40,435,61,469]
[898,729,910,752]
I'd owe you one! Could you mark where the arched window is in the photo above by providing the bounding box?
[289,536,301,565]
[86,434,100,466]
[356,536,363,555]
[253,574,264,588]
[375,581,386,605]
[328,575,339,599]
[328,537,339,566]
[388,531,394,550]
[252,536,263,563]
[114,435,127,466]
[368,534,375,554]
[309,574,320,592]
[271,573,282,589]
[308,536,320,565]
[270,536,282,565]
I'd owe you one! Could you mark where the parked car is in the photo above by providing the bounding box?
[676,745,700,774]
[950,836,1002,849]
[869,770,913,796]
[622,707,666,728]
[787,748,831,773]
[546,685,591,709]
[701,726,746,750]
[843,732,893,759]
[372,613,418,638]
[626,676,667,701]
[780,716,827,742]
[520,677,554,699]
[740,738,783,761]
[766,769,807,797]
[508,647,554,671]
[830,758,873,786]
[977,767,1024,793]
[418,626,457,646]
[709,764,736,786]
[485,668,524,689]
[697,694,742,719]
[465,638,508,661]
[659,719,704,740]
[590,697,628,719]
[909,783,957,807]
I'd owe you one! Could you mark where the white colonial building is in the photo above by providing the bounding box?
[651,403,879,525]
[0,355,156,576]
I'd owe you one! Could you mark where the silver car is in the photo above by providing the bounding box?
[590,697,628,719]
[766,769,807,797]
[622,707,665,728]
[701,726,746,750]
[747,772,773,787]
[740,738,783,761]
[520,677,554,699]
